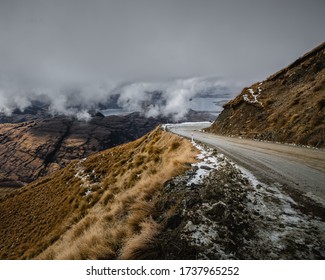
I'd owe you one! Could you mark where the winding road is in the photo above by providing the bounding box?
[169,122,325,203]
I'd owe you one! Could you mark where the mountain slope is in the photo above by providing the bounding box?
[0,113,164,189]
[0,127,197,259]
[1,125,324,259]
[207,42,325,148]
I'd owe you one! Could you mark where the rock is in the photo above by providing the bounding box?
[185,196,201,208]
[200,165,212,170]
[165,214,182,229]
[206,201,228,221]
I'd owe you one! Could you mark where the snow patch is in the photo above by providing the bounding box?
[187,141,226,186]
[243,87,263,106]
[74,158,99,198]
[237,167,324,255]
[84,189,92,197]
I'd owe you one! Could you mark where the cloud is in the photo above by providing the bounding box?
[0,76,238,120]
[114,77,238,120]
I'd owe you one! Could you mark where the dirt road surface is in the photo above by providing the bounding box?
[169,123,325,204]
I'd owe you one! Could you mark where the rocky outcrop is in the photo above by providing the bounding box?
[0,113,164,187]
[207,42,325,148]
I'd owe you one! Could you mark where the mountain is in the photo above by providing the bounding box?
[207,42,325,148]
[0,100,50,124]
[0,113,165,189]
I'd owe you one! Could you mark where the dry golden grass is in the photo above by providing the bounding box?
[0,187,18,198]
[0,126,197,259]
[119,218,161,260]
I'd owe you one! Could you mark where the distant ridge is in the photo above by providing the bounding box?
[0,113,164,189]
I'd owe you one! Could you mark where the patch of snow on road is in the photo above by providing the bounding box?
[238,167,324,257]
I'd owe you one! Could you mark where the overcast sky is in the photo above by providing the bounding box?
[0,0,324,116]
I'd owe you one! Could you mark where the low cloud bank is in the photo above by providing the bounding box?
[0,77,238,121]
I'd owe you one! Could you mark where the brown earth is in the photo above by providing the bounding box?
[207,42,325,148]
[0,113,164,189]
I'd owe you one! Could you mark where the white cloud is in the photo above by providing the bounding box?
[0,76,237,120]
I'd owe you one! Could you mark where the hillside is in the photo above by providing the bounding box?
[0,113,164,190]
[1,126,324,260]
[207,42,325,148]
[0,128,197,259]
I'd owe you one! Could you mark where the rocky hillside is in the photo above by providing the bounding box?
[207,42,325,148]
[0,127,323,260]
[0,113,164,188]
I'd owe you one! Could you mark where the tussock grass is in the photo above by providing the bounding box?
[0,127,197,259]
[119,218,161,260]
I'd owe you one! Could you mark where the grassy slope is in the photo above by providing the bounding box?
[0,127,197,259]
[207,42,325,147]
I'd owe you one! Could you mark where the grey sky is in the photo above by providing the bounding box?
[1,0,324,83]
[0,0,324,117]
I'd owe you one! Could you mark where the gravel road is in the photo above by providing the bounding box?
[169,123,325,204]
